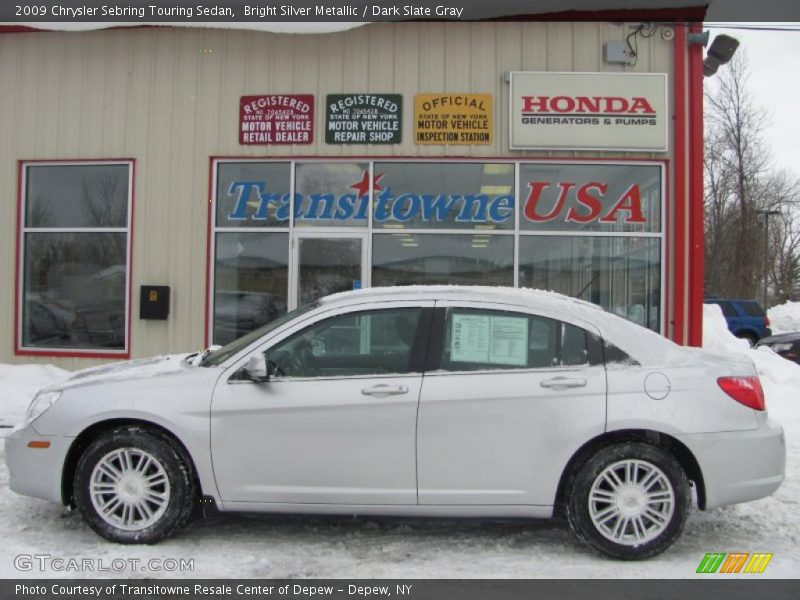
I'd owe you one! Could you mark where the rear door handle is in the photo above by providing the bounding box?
[540,377,587,390]
[361,384,409,397]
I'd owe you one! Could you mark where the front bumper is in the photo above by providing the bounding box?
[5,425,74,505]
[676,418,785,510]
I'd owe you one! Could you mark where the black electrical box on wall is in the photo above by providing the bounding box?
[140,286,170,320]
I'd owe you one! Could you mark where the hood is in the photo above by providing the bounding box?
[52,353,197,391]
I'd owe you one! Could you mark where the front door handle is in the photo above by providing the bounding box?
[540,376,587,390]
[361,384,409,397]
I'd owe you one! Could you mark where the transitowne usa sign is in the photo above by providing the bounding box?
[509,72,668,152]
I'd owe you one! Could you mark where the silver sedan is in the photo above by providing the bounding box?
[7,286,785,559]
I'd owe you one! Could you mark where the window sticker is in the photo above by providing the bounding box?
[450,313,528,366]
[488,316,529,366]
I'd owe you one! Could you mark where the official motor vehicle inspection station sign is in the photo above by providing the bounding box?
[414,94,493,145]
[239,94,314,145]
[509,72,667,151]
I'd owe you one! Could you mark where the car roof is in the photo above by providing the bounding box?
[758,332,800,344]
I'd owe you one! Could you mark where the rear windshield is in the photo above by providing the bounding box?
[740,301,765,317]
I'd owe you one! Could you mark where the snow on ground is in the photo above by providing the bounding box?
[0,310,798,579]
[768,301,800,334]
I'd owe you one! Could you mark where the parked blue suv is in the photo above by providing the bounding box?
[703,297,772,345]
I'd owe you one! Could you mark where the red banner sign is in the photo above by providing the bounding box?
[239,95,314,145]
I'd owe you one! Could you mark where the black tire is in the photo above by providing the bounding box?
[73,425,197,544]
[736,332,758,348]
[565,442,690,560]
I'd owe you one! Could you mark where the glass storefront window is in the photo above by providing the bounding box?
[213,233,289,346]
[19,162,132,353]
[25,164,129,228]
[518,163,661,233]
[294,162,369,228]
[372,162,515,230]
[216,162,290,227]
[518,236,661,331]
[210,159,665,344]
[372,233,514,287]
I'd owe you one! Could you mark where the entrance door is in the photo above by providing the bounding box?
[291,233,368,308]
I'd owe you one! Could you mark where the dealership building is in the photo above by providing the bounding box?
[0,4,708,368]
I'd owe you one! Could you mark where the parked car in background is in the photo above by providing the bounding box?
[8,287,785,560]
[757,332,800,365]
[703,297,771,345]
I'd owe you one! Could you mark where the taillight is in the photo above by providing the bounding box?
[717,376,766,411]
[765,316,771,327]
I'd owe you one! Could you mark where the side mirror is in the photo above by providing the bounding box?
[244,354,269,383]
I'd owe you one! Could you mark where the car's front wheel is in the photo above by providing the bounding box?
[565,442,690,560]
[73,426,197,543]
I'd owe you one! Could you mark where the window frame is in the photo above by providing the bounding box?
[15,159,135,358]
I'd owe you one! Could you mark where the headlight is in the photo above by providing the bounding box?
[772,343,792,353]
[24,390,62,426]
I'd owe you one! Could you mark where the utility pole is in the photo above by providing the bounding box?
[755,209,781,308]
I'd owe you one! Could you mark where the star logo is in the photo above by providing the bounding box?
[349,170,384,197]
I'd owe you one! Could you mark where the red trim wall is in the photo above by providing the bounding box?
[14,159,136,359]
[672,25,688,345]
[687,22,705,346]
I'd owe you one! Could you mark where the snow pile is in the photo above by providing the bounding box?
[701,304,750,352]
[0,363,71,430]
[768,301,800,334]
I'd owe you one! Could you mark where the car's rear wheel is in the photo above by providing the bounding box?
[73,426,196,543]
[565,442,690,560]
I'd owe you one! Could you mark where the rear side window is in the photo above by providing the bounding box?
[715,301,736,317]
[740,301,765,317]
[439,308,590,371]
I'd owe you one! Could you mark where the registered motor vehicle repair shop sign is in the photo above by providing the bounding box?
[325,94,402,144]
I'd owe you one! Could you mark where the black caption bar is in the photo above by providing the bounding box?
[2,580,800,600]
[2,0,800,24]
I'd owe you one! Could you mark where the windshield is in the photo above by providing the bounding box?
[200,301,319,367]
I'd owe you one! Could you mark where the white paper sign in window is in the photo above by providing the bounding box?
[450,313,528,367]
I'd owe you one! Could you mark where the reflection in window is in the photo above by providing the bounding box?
[518,163,661,233]
[294,162,369,228]
[213,233,289,346]
[518,236,661,332]
[20,163,131,352]
[216,162,290,227]
[268,308,422,378]
[372,234,514,287]
[373,162,515,230]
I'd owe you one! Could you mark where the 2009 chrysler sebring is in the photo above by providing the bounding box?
[7,287,785,559]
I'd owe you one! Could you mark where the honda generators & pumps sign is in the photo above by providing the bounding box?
[509,72,668,152]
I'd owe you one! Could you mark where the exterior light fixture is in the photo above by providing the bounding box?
[703,34,740,77]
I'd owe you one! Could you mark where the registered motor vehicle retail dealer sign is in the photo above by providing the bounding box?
[509,72,667,151]
[414,94,493,145]
[239,94,314,145]
[325,94,402,144]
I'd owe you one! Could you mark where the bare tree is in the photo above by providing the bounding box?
[704,53,780,300]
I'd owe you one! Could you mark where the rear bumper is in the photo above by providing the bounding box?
[676,419,785,509]
[6,425,73,505]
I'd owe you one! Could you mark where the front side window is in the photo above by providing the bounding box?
[19,162,132,354]
[440,308,590,372]
[267,308,422,378]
